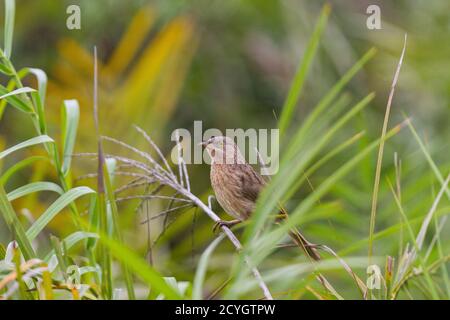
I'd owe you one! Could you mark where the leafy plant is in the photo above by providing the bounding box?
[0,0,449,301]
[0,0,184,300]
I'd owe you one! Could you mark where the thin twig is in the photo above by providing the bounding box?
[316,244,367,297]
[116,195,192,203]
[114,178,148,194]
[140,203,194,224]
[182,159,191,192]
[100,127,273,300]
[174,129,185,188]
[180,189,273,299]
[134,125,177,182]
[102,136,170,179]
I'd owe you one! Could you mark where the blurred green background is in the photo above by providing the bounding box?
[0,0,449,299]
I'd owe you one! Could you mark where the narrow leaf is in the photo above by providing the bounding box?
[278,4,330,135]
[0,84,34,113]
[7,182,64,201]
[27,68,47,106]
[26,186,95,241]
[94,225,182,300]
[0,135,53,160]
[193,234,225,299]
[0,87,36,100]
[61,99,80,176]
[0,156,48,185]
[0,184,36,260]
[44,231,99,262]
[4,0,15,59]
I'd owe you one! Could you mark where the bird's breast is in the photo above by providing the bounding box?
[210,164,253,221]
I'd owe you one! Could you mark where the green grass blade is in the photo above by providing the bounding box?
[7,181,64,201]
[0,76,16,118]
[307,130,365,176]
[0,60,13,75]
[27,68,47,106]
[0,135,53,160]
[0,86,35,99]
[257,123,405,258]
[25,186,95,241]
[0,84,34,113]
[433,218,450,298]
[243,92,375,246]
[193,234,225,300]
[61,99,80,176]
[338,206,450,256]
[285,47,376,155]
[13,245,31,300]
[288,130,365,198]
[3,0,15,59]
[278,4,330,136]
[0,243,5,259]
[50,235,68,279]
[104,158,136,300]
[368,35,407,261]
[0,67,30,117]
[86,194,99,250]
[30,91,46,135]
[0,184,36,260]
[415,174,450,249]
[0,155,48,185]
[0,87,36,100]
[104,235,183,299]
[388,181,440,300]
[406,119,450,201]
[97,191,113,299]
[231,121,406,294]
[91,46,113,299]
[78,218,182,299]
[44,231,99,261]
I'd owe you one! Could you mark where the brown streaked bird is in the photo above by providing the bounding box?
[201,135,321,260]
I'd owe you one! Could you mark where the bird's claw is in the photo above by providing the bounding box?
[212,219,241,233]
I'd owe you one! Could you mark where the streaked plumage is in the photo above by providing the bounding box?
[203,136,321,260]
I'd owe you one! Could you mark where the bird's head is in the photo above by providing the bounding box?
[200,136,244,164]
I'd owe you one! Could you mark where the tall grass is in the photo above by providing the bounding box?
[0,0,177,300]
[0,1,449,300]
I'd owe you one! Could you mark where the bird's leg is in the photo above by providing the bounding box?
[213,219,241,233]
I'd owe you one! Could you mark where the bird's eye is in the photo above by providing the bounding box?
[208,136,216,145]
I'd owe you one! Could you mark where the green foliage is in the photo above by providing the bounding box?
[25,186,95,242]
[0,135,53,159]
[3,0,14,59]
[0,0,449,301]
[278,4,330,136]
[0,184,35,260]
[0,0,176,300]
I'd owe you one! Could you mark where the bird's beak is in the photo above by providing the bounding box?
[198,141,207,147]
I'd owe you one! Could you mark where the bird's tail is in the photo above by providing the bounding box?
[277,207,321,261]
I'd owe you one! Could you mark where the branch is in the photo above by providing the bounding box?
[102,129,274,300]
[180,189,273,300]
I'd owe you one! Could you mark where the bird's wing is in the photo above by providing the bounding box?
[238,164,265,203]
[237,164,286,215]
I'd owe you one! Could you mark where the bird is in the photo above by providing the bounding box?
[200,135,321,260]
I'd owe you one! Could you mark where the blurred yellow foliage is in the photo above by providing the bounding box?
[48,6,197,142]
[31,7,198,235]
